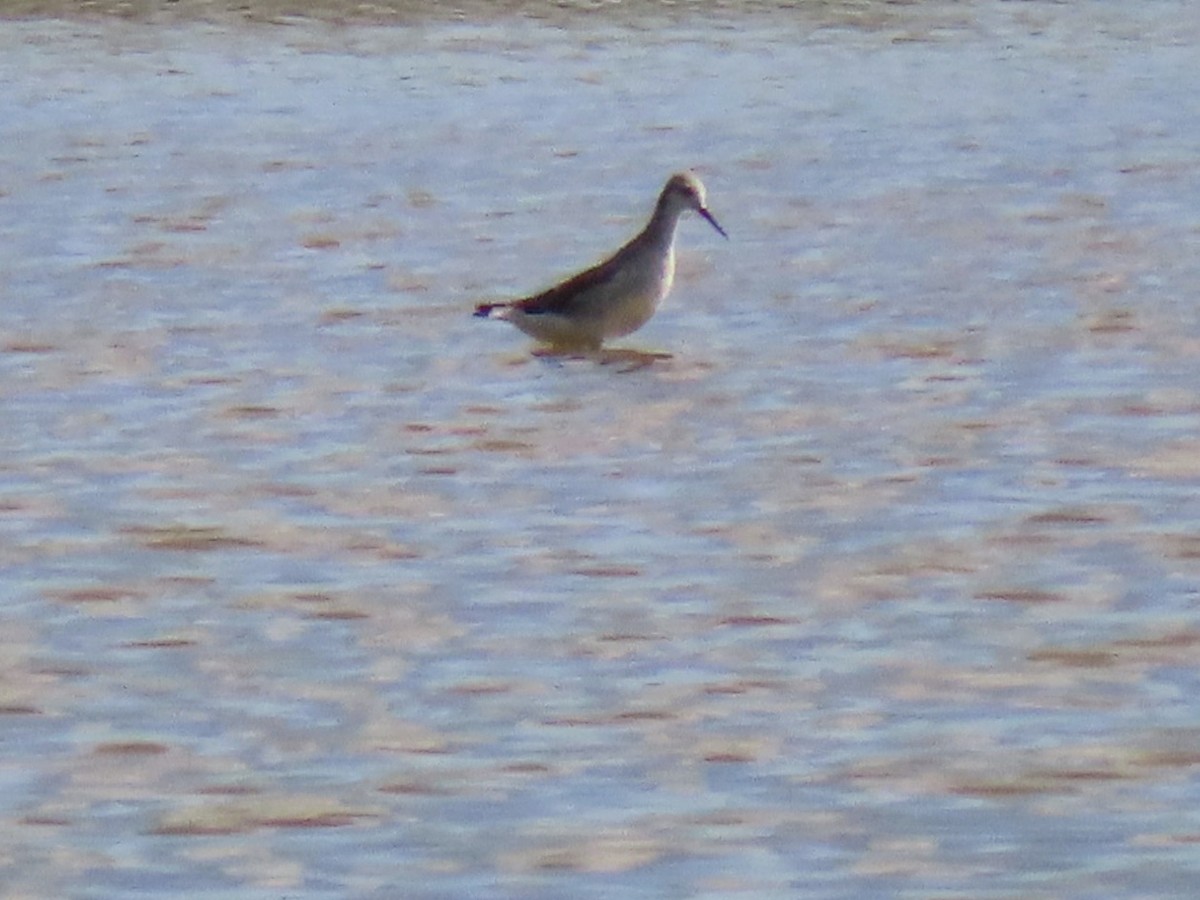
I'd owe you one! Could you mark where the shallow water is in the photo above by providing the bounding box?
[3,2,1200,897]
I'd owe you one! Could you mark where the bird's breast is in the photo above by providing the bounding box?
[596,243,674,338]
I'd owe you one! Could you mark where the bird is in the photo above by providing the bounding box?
[474,171,727,352]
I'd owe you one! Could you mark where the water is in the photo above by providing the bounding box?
[3,2,1200,897]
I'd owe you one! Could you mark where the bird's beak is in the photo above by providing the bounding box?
[700,207,728,239]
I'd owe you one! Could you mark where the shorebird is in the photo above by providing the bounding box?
[474,172,727,351]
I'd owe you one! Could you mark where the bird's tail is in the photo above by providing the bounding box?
[474,302,509,319]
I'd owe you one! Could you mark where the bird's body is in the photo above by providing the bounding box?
[474,172,726,351]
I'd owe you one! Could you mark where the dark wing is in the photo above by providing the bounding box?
[514,240,635,316]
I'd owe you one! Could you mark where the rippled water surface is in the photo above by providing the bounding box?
[3,2,1200,896]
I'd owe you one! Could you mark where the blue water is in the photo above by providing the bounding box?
[3,3,1200,897]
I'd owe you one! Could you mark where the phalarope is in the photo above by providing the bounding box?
[474,171,726,351]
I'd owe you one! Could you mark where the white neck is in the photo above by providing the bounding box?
[640,189,690,250]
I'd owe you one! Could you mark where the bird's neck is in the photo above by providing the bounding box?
[640,193,685,250]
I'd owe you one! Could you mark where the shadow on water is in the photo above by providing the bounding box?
[529,347,675,373]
